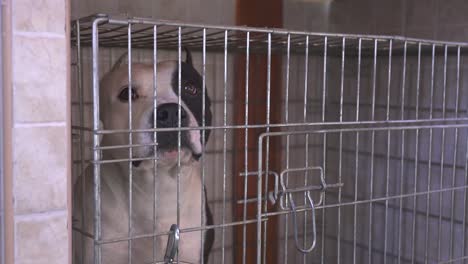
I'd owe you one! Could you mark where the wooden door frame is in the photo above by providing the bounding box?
[233,1,283,263]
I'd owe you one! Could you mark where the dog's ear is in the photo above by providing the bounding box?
[184,47,193,66]
[110,52,129,72]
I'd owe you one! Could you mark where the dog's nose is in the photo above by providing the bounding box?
[156,103,188,128]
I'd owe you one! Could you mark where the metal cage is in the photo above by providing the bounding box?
[71,14,468,264]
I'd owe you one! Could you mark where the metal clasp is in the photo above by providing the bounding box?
[164,224,180,264]
[278,167,325,210]
[275,166,343,254]
[290,190,317,253]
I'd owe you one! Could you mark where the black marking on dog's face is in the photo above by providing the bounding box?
[171,50,213,145]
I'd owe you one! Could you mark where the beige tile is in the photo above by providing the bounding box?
[15,212,68,264]
[13,35,66,122]
[14,81,67,122]
[13,126,67,214]
[13,0,66,34]
[13,35,66,86]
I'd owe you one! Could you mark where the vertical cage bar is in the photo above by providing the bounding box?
[257,141,263,264]
[152,25,158,263]
[92,17,104,264]
[397,41,408,264]
[383,39,393,264]
[463,126,468,263]
[127,24,134,264]
[76,19,87,264]
[368,38,378,264]
[437,45,449,262]
[222,29,228,264]
[262,32,272,264]
[200,27,207,264]
[176,27,182,262]
[242,31,250,264]
[337,36,346,264]
[320,36,328,264]
[449,46,461,261]
[424,44,436,264]
[410,42,422,264]
[302,35,310,264]
[0,2,3,263]
[353,38,362,264]
[283,33,291,264]
[459,47,468,263]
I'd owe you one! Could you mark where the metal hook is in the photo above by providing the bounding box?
[278,166,325,210]
[164,224,180,264]
[289,192,317,254]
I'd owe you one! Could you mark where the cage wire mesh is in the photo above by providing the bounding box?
[71,14,468,264]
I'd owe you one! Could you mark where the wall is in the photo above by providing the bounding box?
[71,0,235,25]
[0,1,4,263]
[284,0,468,42]
[2,0,71,263]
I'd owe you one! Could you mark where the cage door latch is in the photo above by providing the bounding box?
[276,166,343,254]
[290,190,317,253]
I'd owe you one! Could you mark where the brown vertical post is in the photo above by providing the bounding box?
[233,1,282,263]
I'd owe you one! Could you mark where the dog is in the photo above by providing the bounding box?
[73,49,214,264]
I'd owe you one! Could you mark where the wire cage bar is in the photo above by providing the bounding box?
[71,14,468,264]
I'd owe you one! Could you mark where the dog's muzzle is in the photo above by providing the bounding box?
[152,103,191,151]
[132,103,196,168]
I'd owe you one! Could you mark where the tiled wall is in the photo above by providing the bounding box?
[3,0,70,263]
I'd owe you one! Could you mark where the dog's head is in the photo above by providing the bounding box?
[99,50,212,168]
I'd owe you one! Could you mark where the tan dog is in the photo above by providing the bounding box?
[73,50,214,264]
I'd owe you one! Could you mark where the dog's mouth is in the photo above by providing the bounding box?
[131,148,194,168]
[132,131,197,168]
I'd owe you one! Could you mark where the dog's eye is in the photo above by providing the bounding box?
[118,87,138,102]
[183,83,198,96]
